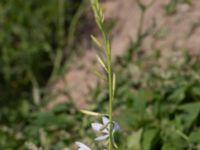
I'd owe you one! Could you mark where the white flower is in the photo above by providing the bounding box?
[75,142,91,150]
[91,116,120,142]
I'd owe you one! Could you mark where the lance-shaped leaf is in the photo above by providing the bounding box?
[91,35,102,48]
[96,55,108,72]
[80,109,107,116]
[113,73,116,96]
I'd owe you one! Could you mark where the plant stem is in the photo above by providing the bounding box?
[104,33,113,150]
[90,0,114,149]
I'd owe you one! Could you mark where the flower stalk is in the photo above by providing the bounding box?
[90,0,115,149]
[105,35,114,150]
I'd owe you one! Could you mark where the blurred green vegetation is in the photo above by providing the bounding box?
[0,0,82,100]
[1,0,200,150]
[115,52,200,150]
[85,49,200,150]
[0,0,84,149]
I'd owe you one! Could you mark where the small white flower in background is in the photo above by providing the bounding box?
[91,116,109,141]
[75,142,91,150]
[91,116,120,142]
[75,117,120,149]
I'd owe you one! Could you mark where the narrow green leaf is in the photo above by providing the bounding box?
[91,35,102,48]
[96,55,108,72]
[80,109,107,116]
[113,73,116,96]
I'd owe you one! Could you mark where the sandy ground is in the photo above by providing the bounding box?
[48,0,200,109]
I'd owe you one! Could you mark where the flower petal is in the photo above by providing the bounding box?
[102,128,109,134]
[112,121,120,133]
[102,116,109,125]
[91,123,103,131]
[95,134,109,141]
[75,142,91,150]
[79,148,89,150]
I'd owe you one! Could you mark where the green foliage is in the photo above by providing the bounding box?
[0,0,83,149]
[91,50,200,149]
[117,54,200,149]
[1,0,200,150]
[0,0,82,101]
[86,0,116,149]
[0,101,86,150]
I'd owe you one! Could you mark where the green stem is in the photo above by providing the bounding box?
[104,33,113,150]
[90,0,115,149]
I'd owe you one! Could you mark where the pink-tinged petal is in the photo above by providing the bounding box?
[75,142,91,150]
[95,134,109,141]
[102,116,109,125]
[91,123,103,131]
